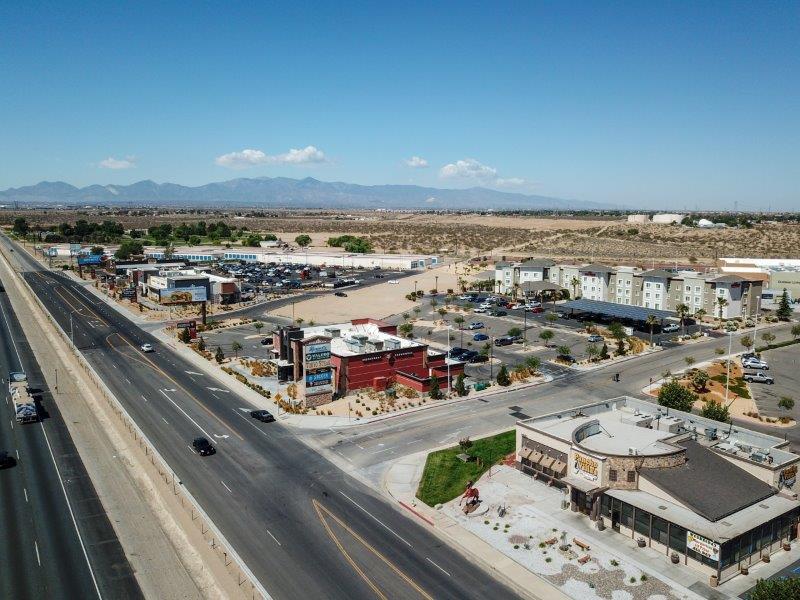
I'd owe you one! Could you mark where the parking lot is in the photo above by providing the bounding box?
[214,260,408,297]
[750,343,800,420]
[199,319,286,359]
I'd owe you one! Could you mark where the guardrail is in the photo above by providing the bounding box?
[0,241,270,600]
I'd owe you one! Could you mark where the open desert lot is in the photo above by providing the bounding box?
[5,208,800,264]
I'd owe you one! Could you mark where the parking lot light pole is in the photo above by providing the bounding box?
[447,325,451,394]
[725,330,733,404]
[523,307,527,348]
[490,337,494,380]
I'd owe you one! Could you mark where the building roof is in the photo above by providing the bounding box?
[710,274,748,284]
[579,263,614,272]
[562,298,675,321]
[640,440,776,522]
[520,281,565,293]
[640,269,675,279]
[300,321,423,357]
[521,259,555,268]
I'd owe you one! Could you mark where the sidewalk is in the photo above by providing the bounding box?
[382,453,570,600]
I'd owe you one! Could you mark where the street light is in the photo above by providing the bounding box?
[446,324,452,395]
[724,330,733,404]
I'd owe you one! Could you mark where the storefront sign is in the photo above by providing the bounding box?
[573,452,599,481]
[304,340,331,372]
[686,531,720,561]
[160,286,207,304]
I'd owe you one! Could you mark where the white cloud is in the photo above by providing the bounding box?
[404,156,428,168]
[439,158,497,180]
[494,177,526,188]
[215,146,327,169]
[98,156,136,169]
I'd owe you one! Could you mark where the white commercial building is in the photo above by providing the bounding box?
[651,214,685,225]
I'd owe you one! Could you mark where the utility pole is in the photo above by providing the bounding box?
[447,325,451,395]
[724,331,733,405]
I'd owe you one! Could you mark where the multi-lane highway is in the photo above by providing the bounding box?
[0,273,141,598]
[1,234,520,600]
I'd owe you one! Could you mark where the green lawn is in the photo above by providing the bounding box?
[416,430,515,506]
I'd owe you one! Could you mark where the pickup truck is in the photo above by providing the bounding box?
[743,372,774,385]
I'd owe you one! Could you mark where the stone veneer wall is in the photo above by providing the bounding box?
[603,451,685,490]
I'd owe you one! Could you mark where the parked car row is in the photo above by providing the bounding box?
[741,352,774,384]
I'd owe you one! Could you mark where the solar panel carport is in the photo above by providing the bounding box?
[561,298,676,321]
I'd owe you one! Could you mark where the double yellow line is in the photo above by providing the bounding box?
[313,499,432,600]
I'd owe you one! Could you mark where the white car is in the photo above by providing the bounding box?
[662,323,680,333]
[458,294,472,300]
[140,343,154,353]
[388,279,400,284]
[742,358,769,370]
[473,307,488,313]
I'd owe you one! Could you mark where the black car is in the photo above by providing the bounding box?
[460,350,479,361]
[448,347,466,358]
[469,354,489,363]
[489,310,508,317]
[374,274,385,278]
[0,450,16,469]
[334,291,348,297]
[494,337,513,346]
[192,437,215,456]
[260,337,273,345]
[250,410,275,423]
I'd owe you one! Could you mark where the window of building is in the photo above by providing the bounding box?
[609,469,617,482]
[626,471,636,483]
[645,292,650,298]
[665,525,685,557]
[600,495,612,518]
[694,296,701,304]
[655,293,660,299]
[634,509,651,537]
[695,286,701,293]
[685,285,691,292]
[625,280,631,287]
[645,282,651,288]
[651,516,669,546]
[621,503,634,530]
[685,296,690,302]
[644,302,650,308]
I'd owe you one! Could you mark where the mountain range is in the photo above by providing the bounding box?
[0,177,612,210]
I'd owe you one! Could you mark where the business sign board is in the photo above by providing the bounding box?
[305,369,332,394]
[159,286,207,304]
[69,243,82,255]
[686,531,720,562]
[176,320,198,339]
[78,254,104,266]
[304,340,332,372]
[120,287,137,299]
[572,452,599,482]
[779,464,798,489]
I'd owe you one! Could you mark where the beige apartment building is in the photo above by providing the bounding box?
[495,261,761,318]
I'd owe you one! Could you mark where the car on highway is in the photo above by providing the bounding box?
[334,291,348,297]
[192,437,216,456]
[260,337,273,345]
[473,333,489,341]
[587,334,604,343]
[742,357,769,370]
[387,279,400,284]
[494,336,513,346]
[743,372,774,384]
[662,323,680,333]
[140,343,154,352]
[468,322,485,330]
[0,450,16,469]
[489,310,508,317]
[250,410,275,423]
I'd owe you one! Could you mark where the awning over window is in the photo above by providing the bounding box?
[518,448,532,460]
[530,451,543,464]
[540,456,555,470]
[551,460,567,476]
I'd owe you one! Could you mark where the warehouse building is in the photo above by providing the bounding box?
[515,397,800,584]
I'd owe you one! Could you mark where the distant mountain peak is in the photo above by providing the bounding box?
[0,176,613,210]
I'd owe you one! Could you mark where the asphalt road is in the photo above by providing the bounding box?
[2,235,519,600]
[309,321,800,473]
[0,276,141,599]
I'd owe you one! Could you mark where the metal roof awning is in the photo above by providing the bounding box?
[539,456,555,469]
[519,448,532,460]
[561,475,601,493]
[552,460,567,476]
[561,298,676,321]
[530,451,543,464]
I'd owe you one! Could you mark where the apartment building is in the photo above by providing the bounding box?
[495,261,762,318]
[494,259,555,295]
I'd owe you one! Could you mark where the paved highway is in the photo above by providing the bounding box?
[0,275,141,599]
[1,235,519,600]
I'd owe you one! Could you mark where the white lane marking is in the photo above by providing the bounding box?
[162,417,169,424]
[426,557,451,577]
[39,422,103,599]
[141,395,148,402]
[231,410,269,437]
[405,438,423,445]
[159,389,217,443]
[334,450,354,464]
[16,449,19,460]
[187,444,195,454]
[24,488,28,503]
[266,530,282,546]
[34,541,41,566]
[207,387,230,393]
[220,480,232,494]
[339,491,412,547]
[10,419,13,429]
[185,370,204,376]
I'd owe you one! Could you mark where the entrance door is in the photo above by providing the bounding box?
[612,508,620,532]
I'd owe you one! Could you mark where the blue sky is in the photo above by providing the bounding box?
[1,1,798,209]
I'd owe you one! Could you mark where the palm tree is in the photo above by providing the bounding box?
[716,296,729,325]
[570,276,580,299]
[694,308,706,322]
[646,314,657,346]
[231,341,242,358]
[676,302,689,336]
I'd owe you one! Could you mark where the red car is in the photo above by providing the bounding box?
[528,306,544,313]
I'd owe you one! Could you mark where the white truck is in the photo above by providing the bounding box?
[9,371,38,424]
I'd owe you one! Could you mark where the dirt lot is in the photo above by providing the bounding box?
[6,208,800,263]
